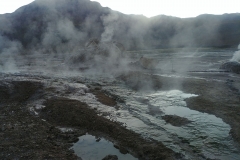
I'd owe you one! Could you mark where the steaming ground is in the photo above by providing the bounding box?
[0,48,240,159]
[1,0,240,159]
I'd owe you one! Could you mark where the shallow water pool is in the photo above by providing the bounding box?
[71,134,137,160]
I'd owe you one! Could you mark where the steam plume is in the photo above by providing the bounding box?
[231,44,240,62]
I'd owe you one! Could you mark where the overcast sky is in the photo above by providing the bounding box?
[0,0,239,18]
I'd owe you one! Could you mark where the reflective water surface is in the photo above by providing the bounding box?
[72,134,137,160]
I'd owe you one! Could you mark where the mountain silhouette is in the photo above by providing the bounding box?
[0,0,240,53]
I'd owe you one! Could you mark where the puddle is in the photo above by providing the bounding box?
[71,134,138,160]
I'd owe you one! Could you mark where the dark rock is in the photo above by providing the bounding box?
[102,155,118,160]
[119,147,128,154]
[96,137,101,142]
[113,144,120,149]
[68,136,79,143]
[220,61,240,74]
[0,84,10,102]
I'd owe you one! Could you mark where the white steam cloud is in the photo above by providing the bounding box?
[0,0,236,86]
[0,35,22,73]
[231,44,240,62]
[101,12,119,42]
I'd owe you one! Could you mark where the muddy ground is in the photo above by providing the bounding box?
[0,80,78,159]
[0,76,178,160]
[0,69,240,160]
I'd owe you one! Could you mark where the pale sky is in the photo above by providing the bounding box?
[0,0,239,18]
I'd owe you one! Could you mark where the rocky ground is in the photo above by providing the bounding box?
[0,74,179,160]
[0,80,78,159]
[0,67,240,160]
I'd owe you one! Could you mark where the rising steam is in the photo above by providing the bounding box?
[231,44,240,62]
[101,12,119,42]
[0,0,239,87]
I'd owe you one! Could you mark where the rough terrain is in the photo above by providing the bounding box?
[122,72,240,146]
[0,53,240,159]
[0,74,178,160]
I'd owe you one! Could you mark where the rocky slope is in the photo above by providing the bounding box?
[0,0,240,53]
